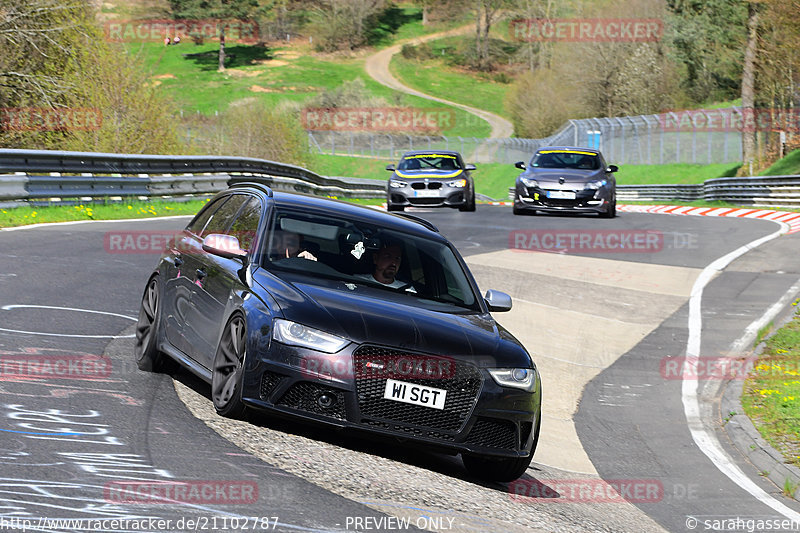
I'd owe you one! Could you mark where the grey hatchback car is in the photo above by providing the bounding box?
[513,147,618,218]
[386,150,476,212]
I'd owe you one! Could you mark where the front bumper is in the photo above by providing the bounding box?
[241,342,541,458]
[515,184,612,214]
[388,183,469,208]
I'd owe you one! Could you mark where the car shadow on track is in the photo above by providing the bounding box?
[169,366,551,494]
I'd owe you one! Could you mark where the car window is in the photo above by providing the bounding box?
[186,197,227,236]
[261,207,480,311]
[201,194,249,237]
[531,151,600,170]
[228,196,262,253]
[398,154,462,171]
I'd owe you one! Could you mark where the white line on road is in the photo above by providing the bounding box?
[682,221,800,521]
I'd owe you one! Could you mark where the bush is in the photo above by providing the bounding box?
[307,78,387,109]
[188,100,309,167]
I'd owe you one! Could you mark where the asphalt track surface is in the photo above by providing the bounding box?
[1,204,799,533]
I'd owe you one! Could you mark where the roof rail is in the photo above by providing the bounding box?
[394,212,439,232]
[228,179,274,197]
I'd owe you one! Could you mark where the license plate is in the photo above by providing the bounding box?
[546,190,576,199]
[383,379,447,410]
[414,189,440,198]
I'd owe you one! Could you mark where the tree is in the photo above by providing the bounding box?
[740,1,761,171]
[169,0,260,72]
[309,0,387,51]
[472,0,510,71]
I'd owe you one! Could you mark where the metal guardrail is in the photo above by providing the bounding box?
[0,149,386,205]
[508,175,800,208]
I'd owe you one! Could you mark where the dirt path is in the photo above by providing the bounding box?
[364,25,514,139]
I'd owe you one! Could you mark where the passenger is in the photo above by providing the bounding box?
[270,230,317,261]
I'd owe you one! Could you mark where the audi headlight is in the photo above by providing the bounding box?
[389,180,408,188]
[447,179,467,188]
[272,319,349,353]
[585,179,607,190]
[488,367,538,392]
[521,178,539,188]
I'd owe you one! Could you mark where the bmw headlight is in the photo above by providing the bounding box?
[488,367,538,392]
[585,179,607,190]
[272,319,349,353]
[520,178,539,188]
[389,180,408,188]
[447,179,467,188]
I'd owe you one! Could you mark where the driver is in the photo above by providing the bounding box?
[356,242,415,292]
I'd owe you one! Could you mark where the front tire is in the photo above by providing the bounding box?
[211,314,248,418]
[600,197,617,218]
[134,276,167,372]
[459,191,476,212]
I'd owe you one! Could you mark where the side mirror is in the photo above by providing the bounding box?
[484,289,512,312]
[464,163,476,171]
[607,165,618,173]
[202,234,248,263]
[385,164,396,171]
[514,161,526,170]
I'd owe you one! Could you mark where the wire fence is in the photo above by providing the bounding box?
[307,107,792,166]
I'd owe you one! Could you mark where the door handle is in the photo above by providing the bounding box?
[196,269,206,280]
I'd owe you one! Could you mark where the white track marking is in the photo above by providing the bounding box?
[0,305,136,339]
[683,221,800,521]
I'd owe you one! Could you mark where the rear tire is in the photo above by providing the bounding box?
[134,276,167,372]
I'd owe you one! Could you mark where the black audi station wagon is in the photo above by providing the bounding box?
[135,182,541,481]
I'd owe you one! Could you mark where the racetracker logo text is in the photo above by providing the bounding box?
[509,479,663,503]
[1,107,102,132]
[0,354,111,380]
[510,18,663,42]
[104,19,259,43]
[301,107,456,133]
[509,230,663,253]
[657,108,800,133]
[104,481,258,504]
[300,354,457,380]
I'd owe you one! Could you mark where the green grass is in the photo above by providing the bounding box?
[742,301,800,468]
[369,5,471,47]
[0,197,385,228]
[0,200,209,228]
[761,149,800,176]
[615,163,741,185]
[133,40,482,137]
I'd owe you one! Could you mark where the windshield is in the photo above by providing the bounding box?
[531,150,601,170]
[260,207,480,311]
[397,153,462,172]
